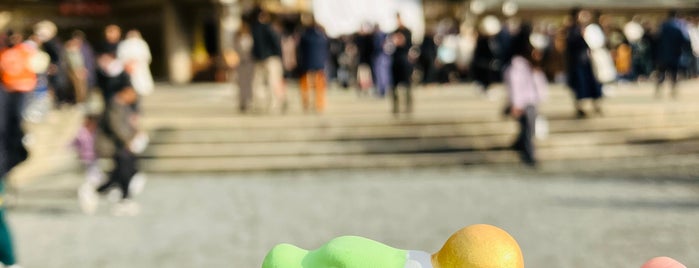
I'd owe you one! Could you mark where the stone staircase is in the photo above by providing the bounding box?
[138,81,699,174]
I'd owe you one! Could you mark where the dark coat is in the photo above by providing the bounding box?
[656,19,690,67]
[251,22,281,61]
[298,27,329,72]
[97,70,131,108]
[566,25,602,100]
[355,33,374,65]
[392,26,413,86]
[0,89,28,177]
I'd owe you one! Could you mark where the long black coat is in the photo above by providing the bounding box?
[391,27,413,86]
[566,25,602,100]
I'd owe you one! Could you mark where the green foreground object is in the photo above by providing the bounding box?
[262,236,408,268]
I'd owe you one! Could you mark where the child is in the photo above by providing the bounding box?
[72,115,104,214]
[95,87,142,216]
[504,23,548,166]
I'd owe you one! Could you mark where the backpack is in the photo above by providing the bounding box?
[0,43,37,92]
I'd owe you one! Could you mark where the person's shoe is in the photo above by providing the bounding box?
[594,107,604,116]
[106,188,123,204]
[129,173,147,197]
[509,140,523,151]
[522,158,538,168]
[78,183,99,215]
[112,200,140,217]
[575,109,587,119]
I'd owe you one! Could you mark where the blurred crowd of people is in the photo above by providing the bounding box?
[230,6,696,119]
[230,6,417,116]
[228,6,696,165]
[0,20,153,267]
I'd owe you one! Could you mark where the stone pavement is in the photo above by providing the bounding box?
[6,167,699,267]
[5,80,699,267]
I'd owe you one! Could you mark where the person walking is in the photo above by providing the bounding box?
[390,13,414,115]
[655,10,690,99]
[504,23,548,166]
[297,16,329,113]
[0,90,22,268]
[566,8,603,118]
[95,87,141,216]
[250,6,286,113]
[0,31,34,268]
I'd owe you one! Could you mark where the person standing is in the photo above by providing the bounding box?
[655,10,690,99]
[250,6,286,113]
[390,13,414,115]
[355,23,374,96]
[117,29,154,97]
[36,20,73,106]
[98,24,122,56]
[504,23,548,166]
[566,8,603,118]
[472,16,504,96]
[372,24,392,98]
[297,16,329,113]
[233,18,255,113]
[64,34,88,103]
[419,31,437,85]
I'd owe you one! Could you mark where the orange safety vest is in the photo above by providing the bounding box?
[0,43,37,92]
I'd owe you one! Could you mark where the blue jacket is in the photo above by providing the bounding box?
[298,27,328,72]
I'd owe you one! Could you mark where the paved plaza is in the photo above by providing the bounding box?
[6,167,699,267]
[4,80,699,267]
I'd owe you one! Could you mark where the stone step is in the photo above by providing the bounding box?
[139,139,699,173]
[146,112,699,145]
[143,82,699,101]
[141,104,699,131]
[142,126,699,158]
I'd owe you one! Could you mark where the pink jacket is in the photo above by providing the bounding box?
[504,56,548,110]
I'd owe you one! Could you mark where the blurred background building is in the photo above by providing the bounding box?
[0,0,696,84]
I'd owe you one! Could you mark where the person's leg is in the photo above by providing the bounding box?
[252,62,267,111]
[0,181,17,266]
[300,72,311,112]
[391,85,399,115]
[669,65,679,99]
[315,71,327,113]
[405,83,413,114]
[267,57,286,112]
[574,100,586,118]
[6,93,28,170]
[238,64,254,113]
[656,65,667,98]
[520,106,537,166]
[97,151,121,194]
[114,149,137,200]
